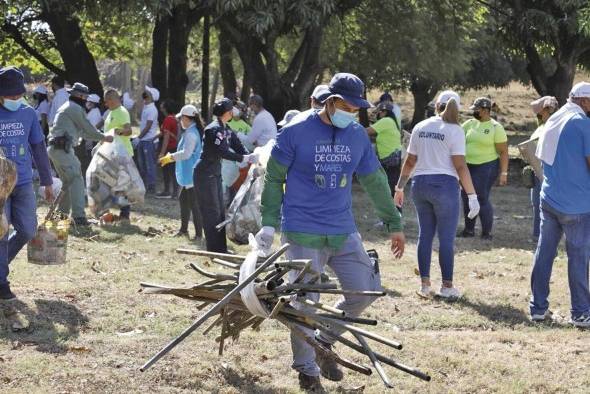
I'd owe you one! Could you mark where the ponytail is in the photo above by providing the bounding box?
[441,98,459,125]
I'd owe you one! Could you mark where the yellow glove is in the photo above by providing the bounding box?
[159,154,174,167]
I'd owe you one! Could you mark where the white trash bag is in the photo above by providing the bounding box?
[217,140,274,245]
[86,139,145,216]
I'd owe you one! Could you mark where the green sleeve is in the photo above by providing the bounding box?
[260,156,288,229]
[76,108,106,141]
[371,117,393,135]
[357,167,403,233]
[494,123,508,143]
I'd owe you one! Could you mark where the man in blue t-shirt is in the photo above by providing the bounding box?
[254,73,405,391]
[0,66,54,300]
[530,81,590,327]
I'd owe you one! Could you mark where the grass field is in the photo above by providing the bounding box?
[1,82,589,393]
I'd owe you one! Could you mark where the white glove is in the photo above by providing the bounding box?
[254,226,275,256]
[467,194,480,219]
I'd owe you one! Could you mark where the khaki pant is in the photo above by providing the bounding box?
[48,147,87,219]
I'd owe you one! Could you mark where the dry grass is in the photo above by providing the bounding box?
[1,82,589,393]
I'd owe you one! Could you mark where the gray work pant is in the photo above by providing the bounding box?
[283,232,381,377]
[48,146,87,219]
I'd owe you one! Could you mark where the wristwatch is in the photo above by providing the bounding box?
[500,172,508,176]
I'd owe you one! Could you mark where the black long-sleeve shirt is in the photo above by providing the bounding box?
[195,119,248,176]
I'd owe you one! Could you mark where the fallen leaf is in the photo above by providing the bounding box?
[116,329,144,337]
[69,346,92,353]
[413,268,420,276]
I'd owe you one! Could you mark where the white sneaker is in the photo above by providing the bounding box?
[531,310,553,322]
[416,285,434,299]
[570,314,590,328]
[437,286,461,299]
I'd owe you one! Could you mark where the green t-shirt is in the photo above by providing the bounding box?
[228,119,252,134]
[371,117,402,159]
[104,106,133,156]
[462,118,507,164]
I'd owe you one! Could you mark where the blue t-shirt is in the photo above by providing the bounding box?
[271,111,380,235]
[541,114,590,214]
[0,104,45,186]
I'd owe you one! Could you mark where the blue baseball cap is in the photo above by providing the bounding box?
[323,73,372,109]
[0,66,26,97]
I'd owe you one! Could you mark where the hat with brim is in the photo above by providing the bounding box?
[569,82,590,99]
[0,66,26,97]
[530,96,558,114]
[322,73,372,109]
[213,97,234,117]
[144,85,160,102]
[87,94,100,104]
[67,82,90,96]
[33,85,48,95]
[469,97,492,111]
[176,104,199,119]
[278,109,301,126]
[311,84,331,102]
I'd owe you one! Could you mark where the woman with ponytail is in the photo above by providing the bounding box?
[393,91,479,299]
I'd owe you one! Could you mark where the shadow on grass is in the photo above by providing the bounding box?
[454,296,532,327]
[221,365,288,394]
[0,298,89,354]
[100,223,143,235]
[382,286,402,298]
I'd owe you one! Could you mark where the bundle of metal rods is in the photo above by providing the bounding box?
[139,243,431,388]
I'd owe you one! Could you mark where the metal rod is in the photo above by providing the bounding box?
[353,332,394,389]
[189,263,237,281]
[315,313,378,326]
[177,248,250,262]
[302,299,346,317]
[211,258,240,269]
[140,243,290,372]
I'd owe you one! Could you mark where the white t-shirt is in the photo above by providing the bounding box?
[244,109,277,147]
[407,116,465,179]
[139,102,159,141]
[86,107,103,129]
[48,88,69,126]
[35,100,50,122]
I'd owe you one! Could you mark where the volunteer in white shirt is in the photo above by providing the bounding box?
[238,94,277,148]
[137,85,160,194]
[394,90,479,300]
[32,85,50,135]
[48,75,69,127]
[85,94,103,156]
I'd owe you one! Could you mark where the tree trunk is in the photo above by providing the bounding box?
[39,8,103,97]
[151,12,170,101]
[219,27,237,99]
[410,78,439,127]
[240,69,251,103]
[167,4,196,106]
[209,69,220,116]
[201,12,211,121]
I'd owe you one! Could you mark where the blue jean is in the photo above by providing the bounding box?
[531,175,542,238]
[530,200,590,318]
[0,183,38,286]
[411,174,460,282]
[461,159,499,235]
[137,140,156,190]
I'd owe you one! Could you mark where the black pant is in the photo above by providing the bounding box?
[381,162,401,197]
[179,187,202,237]
[162,162,178,195]
[194,170,227,253]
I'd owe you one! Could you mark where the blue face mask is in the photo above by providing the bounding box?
[329,107,356,129]
[2,98,23,112]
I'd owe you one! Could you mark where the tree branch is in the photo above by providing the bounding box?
[1,22,65,76]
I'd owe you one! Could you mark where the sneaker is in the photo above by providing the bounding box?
[531,310,553,322]
[570,314,590,328]
[298,372,323,392]
[0,284,16,300]
[416,285,434,299]
[155,192,172,199]
[458,229,475,238]
[315,338,344,382]
[437,286,461,299]
[174,230,189,238]
[481,233,493,241]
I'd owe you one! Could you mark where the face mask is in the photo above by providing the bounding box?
[328,102,356,129]
[86,102,94,110]
[70,96,87,108]
[2,98,24,112]
[473,111,481,120]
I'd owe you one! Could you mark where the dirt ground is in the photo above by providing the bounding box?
[1,82,589,393]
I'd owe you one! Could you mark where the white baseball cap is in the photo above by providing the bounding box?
[144,85,160,101]
[569,82,590,98]
[87,94,100,104]
[33,85,48,95]
[176,104,199,119]
[278,109,301,126]
[122,92,135,110]
[435,90,461,110]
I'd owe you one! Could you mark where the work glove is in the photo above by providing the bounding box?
[159,153,174,167]
[467,194,480,219]
[253,226,275,257]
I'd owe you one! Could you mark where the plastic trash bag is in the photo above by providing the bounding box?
[217,140,274,245]
[86,139,145,216]
[0,150,17,238]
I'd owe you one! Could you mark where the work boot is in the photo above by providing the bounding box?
[315,338,344,382]
[0,283,16,300]
[298,372,323,392]
[458,229,475,238]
